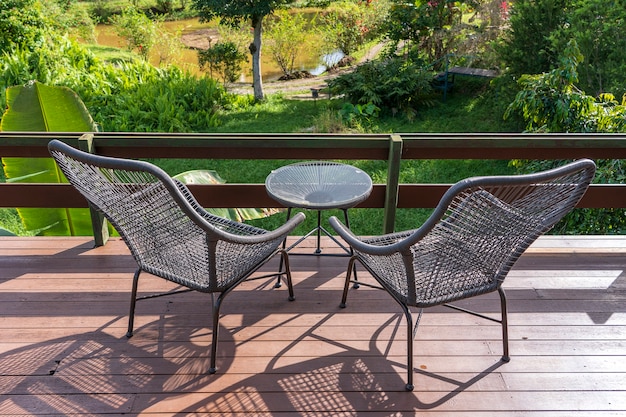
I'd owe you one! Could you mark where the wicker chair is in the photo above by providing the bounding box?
[48,139,305,374]
[329,159,596,391]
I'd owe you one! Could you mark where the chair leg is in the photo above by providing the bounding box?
[401,304,415,391]
[340,256,357,308]
[498,287,510,362]
[281,250,295,301]
[209,292,225,374]
[275,208,293,288]
[126,269,141,338]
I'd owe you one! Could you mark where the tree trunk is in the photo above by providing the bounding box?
[250,15,264,101]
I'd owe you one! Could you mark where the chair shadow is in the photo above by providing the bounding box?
[162,313,508,415]
[1,308,508,416]
[0,315,234,415]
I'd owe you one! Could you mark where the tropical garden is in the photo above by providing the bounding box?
[1,0,626,237]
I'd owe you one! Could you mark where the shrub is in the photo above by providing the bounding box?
[198,41,247,84]
[264,10,318,77]
[496,0,569,77]
[0,0,47,53]
[549,0,626,98]
[109,6,158,60]
[46,0,96,43]
[318,0,388,57]
[327,57,433,116]
[89,63,229,132]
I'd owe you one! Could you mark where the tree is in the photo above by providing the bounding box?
[550,0,626,98]
[505,40,626,235]
[496,0,569,77]
[264,10,314,77]
[382,0,469,64]
[192,0,295,101]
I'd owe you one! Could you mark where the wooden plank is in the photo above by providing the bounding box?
[0,236,625,415]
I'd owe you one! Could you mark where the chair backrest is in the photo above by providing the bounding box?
[48,139,263,291]
[405,159,596,305]
[49,140,204,256]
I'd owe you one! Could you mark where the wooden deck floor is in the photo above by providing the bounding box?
[1,235,625,416]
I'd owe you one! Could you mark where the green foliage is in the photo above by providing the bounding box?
[155,0,175,13]
[496,0,568,76]
[498,0,626,99]
[0,34,232,132]
[1,81,96,131]
[382,0,469,64]
[0,0,47,53]
[153,26,186,67]
[0,81,98,236]
[198,41,247,83]
[328,57,433,117]
[192,0,297,100]
[45,0,97,43]
[505,41,626,133]
[0,34,101,106]
[192,0,294,26]
[339,102,380,130]
[86,0,196,23]
[92,64,228,132]
[549,0,626,98]
[109,6,158,60]
[506,41,626,235]
[318,0,388,57]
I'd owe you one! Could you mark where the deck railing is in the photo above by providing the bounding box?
[2,131,626,243]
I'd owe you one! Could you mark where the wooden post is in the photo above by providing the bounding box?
[78,133,109,247]
[383,134,403,234]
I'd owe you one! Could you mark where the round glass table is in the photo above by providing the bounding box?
[266,161,373,211]
[265,161,373,287]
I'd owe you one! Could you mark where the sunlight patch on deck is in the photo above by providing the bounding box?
[504,269,621,289]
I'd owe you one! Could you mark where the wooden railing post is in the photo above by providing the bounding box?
[383,134,403,234]
[78,133,109,247]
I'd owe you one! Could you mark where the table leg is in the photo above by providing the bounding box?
[315,210,322,254]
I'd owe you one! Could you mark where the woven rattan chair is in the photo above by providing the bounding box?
[48,139,305,374]
[330,159,596,391]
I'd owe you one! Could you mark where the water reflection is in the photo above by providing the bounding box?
[310,50,345,76]
[94,18,328,81]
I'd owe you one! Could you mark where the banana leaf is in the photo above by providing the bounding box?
[173,170,282,222]
[1,81,98,235]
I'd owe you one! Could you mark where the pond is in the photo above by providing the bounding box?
[95,18,328,82]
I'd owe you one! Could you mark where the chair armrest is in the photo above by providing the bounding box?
[329,216,409,256]
[172,178,306,245]
[203,210,305,245]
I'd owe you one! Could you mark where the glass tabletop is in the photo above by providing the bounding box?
[265,161,373,210]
